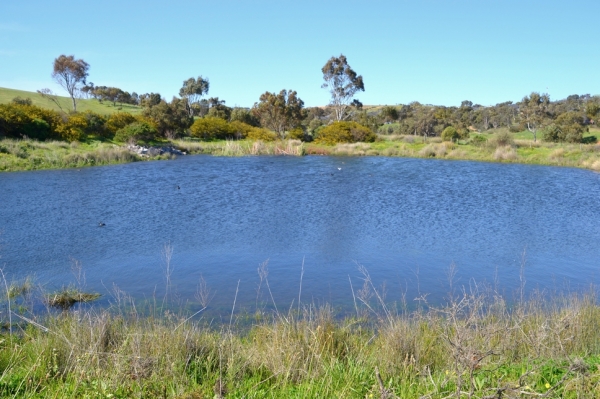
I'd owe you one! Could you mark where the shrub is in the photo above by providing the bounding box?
[287,127,309,141]
[314,121,376,145]
[114,122,157,143]
[11,96,32,106]
[246,127,277,142]
[542,112,587,143]
[56,114,89,142]
[0,103,62,140]
[508,124,522,133]
[441,126,459,142]
[469,134,488,146]
[488,131,514,148]
[542,124,561,143]
[229,120,254,139]
[307,118,324,134]
[105,112,138,135]
[81,111,108,138]
[190,117,236,140]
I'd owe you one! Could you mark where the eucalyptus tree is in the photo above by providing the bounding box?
[380,106,399,123]
[413,105,436,137]
[139,93,162,108]
[586,102,599,124]
[519,92,550,142]
[252,90,305,138]
[179,76,210,117]
[230,107,260,126]
[51,54,90,112]
[543,111,587,143]
[206,97,232,120]
[494,101,517,128]
[143,97,192,139]
[321,54,364,121]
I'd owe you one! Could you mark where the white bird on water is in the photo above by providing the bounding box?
[337,167,342,170]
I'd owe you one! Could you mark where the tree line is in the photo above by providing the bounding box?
[378,94,599,143]
[1,54,599,145]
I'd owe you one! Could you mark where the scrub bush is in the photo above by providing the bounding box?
[0,103,62,140]
[105,112,138,136]
[543,112,587,143]
[229,120,254,139]
[56,113,89,142]
[246,127,277,142]
[441,126,459,141]
[114,121,157,143]
[314,121,376,145]
[190,117,236,140]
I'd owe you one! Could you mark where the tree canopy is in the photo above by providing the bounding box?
[321,54,365,122]
[252,90,305,138]
[51,55,90,112]
[179,76,209,117]
[519,92,550,142]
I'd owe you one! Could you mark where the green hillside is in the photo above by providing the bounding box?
[0,87,142,115]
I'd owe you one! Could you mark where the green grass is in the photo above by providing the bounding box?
[0,139,149,171]
[0,87,142,115]
[313,132,600,171]
[1,277,600,398]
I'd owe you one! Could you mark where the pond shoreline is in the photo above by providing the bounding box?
[1,137,600,173]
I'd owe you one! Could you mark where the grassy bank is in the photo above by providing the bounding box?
[0,139,186,172]
[0,87,142,115]
[3,130,600,173]
[0,139,148,172]
[306,130,600,172]
[2,282,600,398]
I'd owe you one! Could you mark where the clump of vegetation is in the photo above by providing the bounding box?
[314,121,376,145]
[7,278,32,300]
[419,142,454,157]
[0,139,140,171]
[105,111,139,136]
[246,127,277,142]
[543,111,588,143]
[114,121,157,143]
[46,287,101,309]
[189,116,236,140]
[493,145,518,160]
[441,126,469,142]
[488,130,515,148]
[441,126,459,142]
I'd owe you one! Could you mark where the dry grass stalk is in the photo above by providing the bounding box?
[493,146,517,160]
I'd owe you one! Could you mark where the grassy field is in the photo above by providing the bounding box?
[2,272,600,398]
[0,87,142,115]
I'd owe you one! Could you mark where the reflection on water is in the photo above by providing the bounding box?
[1,155,599,315]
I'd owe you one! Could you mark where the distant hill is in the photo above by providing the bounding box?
[0,87,142,115]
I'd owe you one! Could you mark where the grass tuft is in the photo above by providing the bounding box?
[47,287,101,309]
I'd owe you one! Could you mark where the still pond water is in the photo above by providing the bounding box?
[1,155,600,315]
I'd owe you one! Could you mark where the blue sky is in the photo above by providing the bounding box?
[1,0,598,108]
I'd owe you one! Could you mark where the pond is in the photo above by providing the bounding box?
[1,155,599,316]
